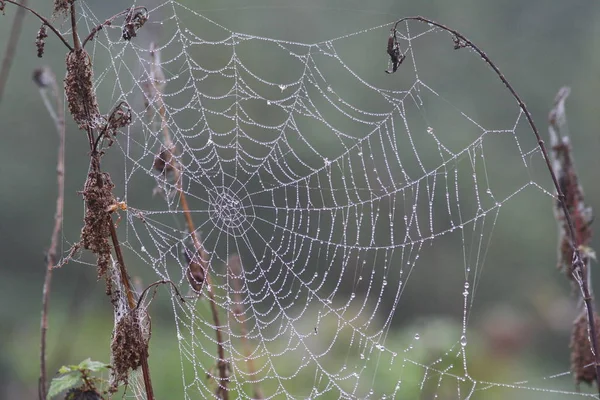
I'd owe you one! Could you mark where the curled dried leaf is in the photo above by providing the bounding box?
[36,24,48,58]
[571,312,600,387]
[385,31,404,74]
[122,7,148,41]
[153,146,176,175]
[184,248,206,294]
[65,49,101,130]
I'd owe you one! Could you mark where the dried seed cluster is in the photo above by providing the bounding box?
[80,156,115,281]
[65,49,101,130]
[53,0,72,17]
[571,312,600,387]
[110,309,149,391]
[36,24,48,58]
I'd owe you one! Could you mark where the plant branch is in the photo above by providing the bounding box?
[81,7,147,49]
[107,216,155,400]
[0,0,27,105]
[3,0,73,51]
[37,68,64,400]
[70,2,80,51]
[391,16,600,393]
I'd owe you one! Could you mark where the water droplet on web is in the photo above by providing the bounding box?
[414,333,420,340]
[141,246,146,253]
[266,100,271,105]
[464,282,470,289]
[279,84,286,91]
[324,158,330,166]
[327,86,333,92]
[427,127,434,134]
[357,151,363,156]
[360,353,365,360]
[460,335,467,346]
[382,280,388,286]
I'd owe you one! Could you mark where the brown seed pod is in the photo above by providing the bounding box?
[570,312,600,387]
[65,49,101,130]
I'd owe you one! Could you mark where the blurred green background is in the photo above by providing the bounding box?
[2,1,600,399]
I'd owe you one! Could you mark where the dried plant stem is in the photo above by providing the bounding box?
[38,69,64,400]
[70,2,80,50]
[107,217,154,400]
[0,0,27,105]
[392,16,600,393]
[3,0,73,51]
[152,71,230,398]
[228,256,263,399]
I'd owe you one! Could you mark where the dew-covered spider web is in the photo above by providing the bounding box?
[64,1,598,399]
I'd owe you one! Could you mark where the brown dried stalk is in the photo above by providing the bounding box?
[35,66,64,400]
[390,17,600,393]
[0,0,27,105]
[228,255,264,399]
[145,45,230,399]
[548,87,593,284]
[548,87,598,388]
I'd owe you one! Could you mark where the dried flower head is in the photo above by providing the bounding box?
[571,312,600,387]
[110,309,150,392]
[122,7,148,41]
[36,24,48,58]
[65,49,101,130]
[100,102,132,147]
[53,0,70,17]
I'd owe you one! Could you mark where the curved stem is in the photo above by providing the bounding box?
[3,0,73,51]
[392,15,600,394]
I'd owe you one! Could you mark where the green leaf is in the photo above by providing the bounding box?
[78,358,110,372]
[48,373,82,399]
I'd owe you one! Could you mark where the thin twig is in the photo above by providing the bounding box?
[148,47,230,398]
[81,7,147,49]
[3,0,73,51]
[37,68,64,400]
[0,0,27,105]
[135,279,186,311]
[391,16,600,394]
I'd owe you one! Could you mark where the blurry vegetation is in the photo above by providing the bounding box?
[1,1,600,399]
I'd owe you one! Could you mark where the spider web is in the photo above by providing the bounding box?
[66,1,596,399]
